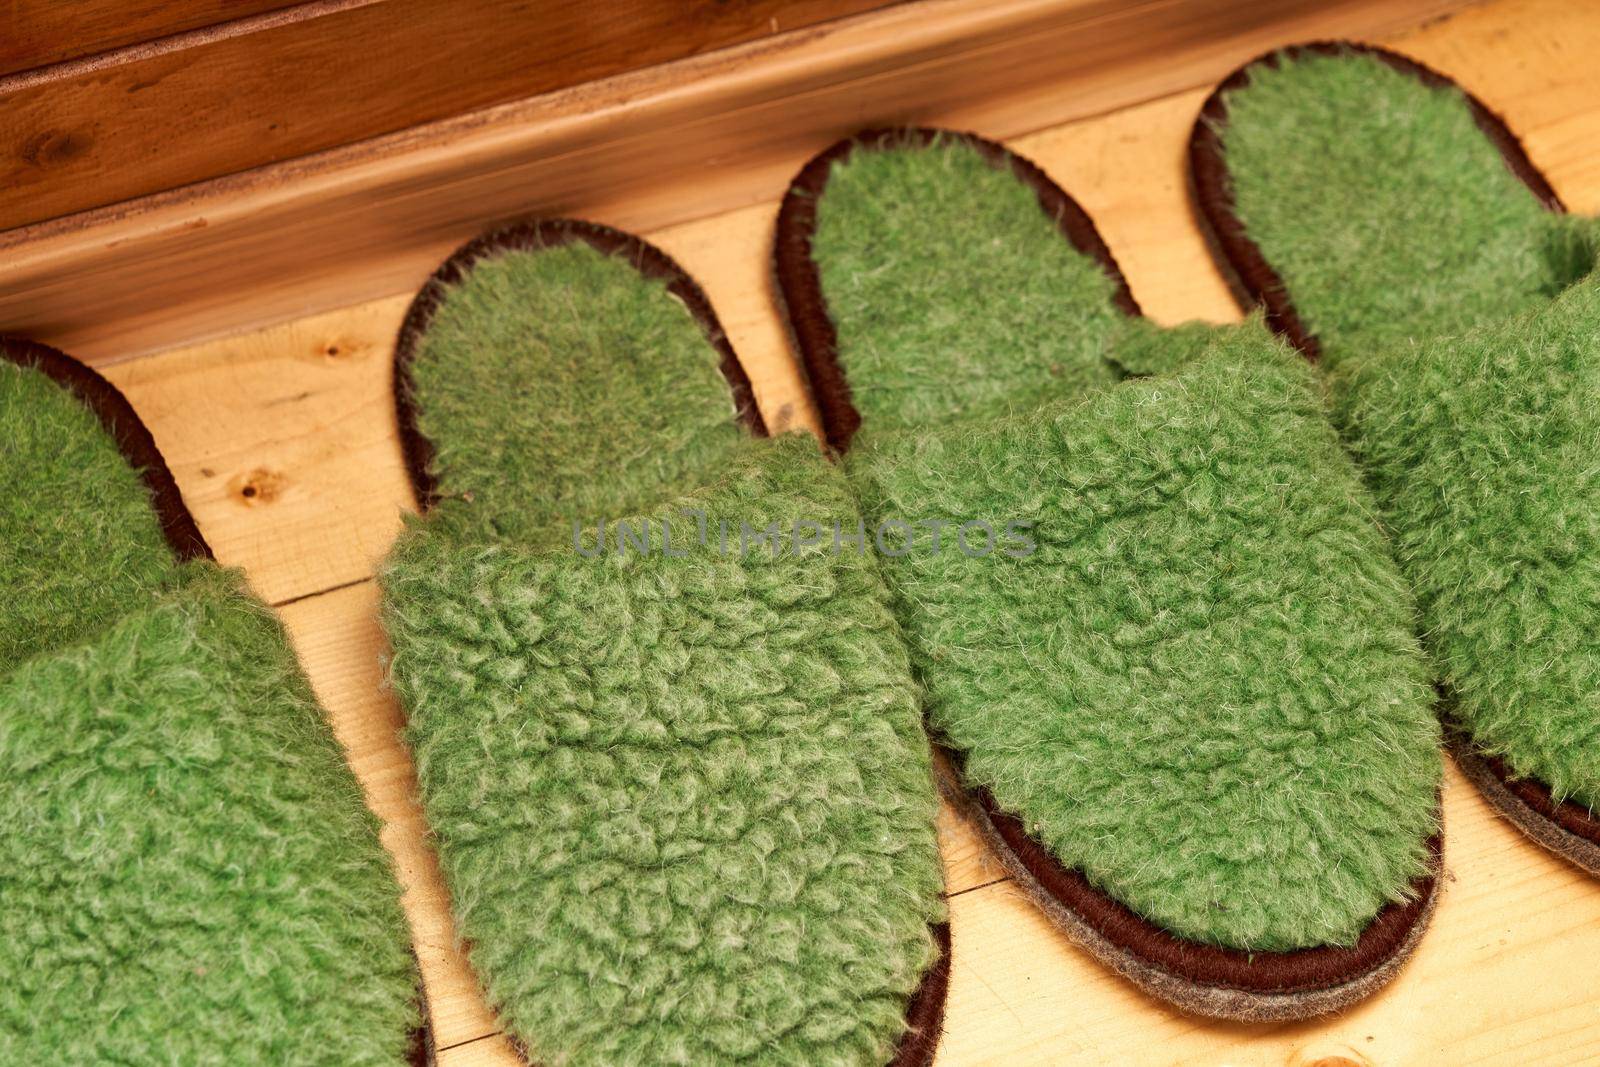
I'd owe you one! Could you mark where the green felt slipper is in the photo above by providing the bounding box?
[774,128,1444,1020]
[1192,43,1600,872]
[379,221,948,1066]
[0,340,421,1064]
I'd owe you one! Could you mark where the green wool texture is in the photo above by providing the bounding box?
[811,138,1441,950]
[0,361,175,667]
[1216,51,1595,363]
[1333,280,1600,807]
[810,136,1124,439]
[0,358,416,1064]
[407,243,750,548]
[850,331,1439,950]
[1216,49,1600,806]
[381,240,944,1066]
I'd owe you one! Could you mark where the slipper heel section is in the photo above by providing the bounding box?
[1191,43,1600,872]
[392,221,762,539]
[774,128,1137,453]
[1189,42,1574,363]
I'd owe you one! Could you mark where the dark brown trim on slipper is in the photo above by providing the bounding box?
[407,952,439,1067]
[773,125,1442,1020]
[933,748,1440,1020]
[936,741,1439,1012]
[390,218,949,1065]
[1187,40,1565,363]
[1,336,211,562]
[1187,42,1600,873]
[407,1014,437,1067]
[891,919,951,1067]
[391,218,768,512]
[1445,716,1600,876]
[774,127,1140,455]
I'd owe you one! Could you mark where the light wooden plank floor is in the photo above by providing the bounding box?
[88,0,1600,1061]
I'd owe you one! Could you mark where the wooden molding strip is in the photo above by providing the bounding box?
[0,0,1474,364]
[0,0,895,230]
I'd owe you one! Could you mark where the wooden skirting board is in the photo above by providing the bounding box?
[0,0,1472,365]
[0,0,898,229]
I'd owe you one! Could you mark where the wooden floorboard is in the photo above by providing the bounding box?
[81,0,1600,1060]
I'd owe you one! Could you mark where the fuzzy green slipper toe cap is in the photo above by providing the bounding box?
[385,438,945,1066]
[0,569,419,1064]
[1331,274,1600,811]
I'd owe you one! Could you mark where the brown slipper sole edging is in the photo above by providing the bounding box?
[934,752,1442,1020]
[390,218,951,1067]
[1187,41,1600,874]
[773,125,1443,1020]
[0,338,437,1064]
[1446,717,1600,876]
[408,958,439,1067]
